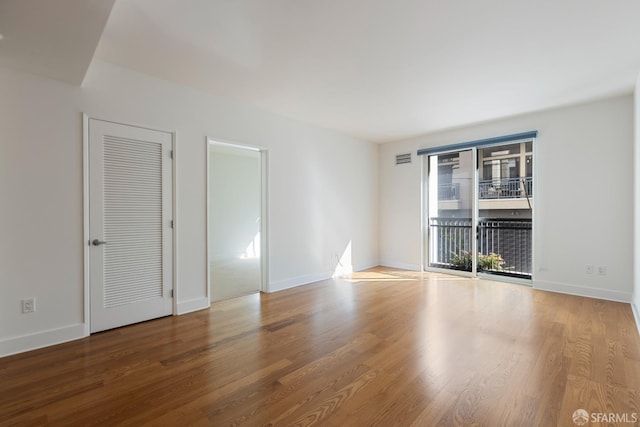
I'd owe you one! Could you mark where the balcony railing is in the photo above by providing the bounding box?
[429,217,532,279]
[438,183,460,201]
[478,218,531,277]
[438,177,532,202]
[479,177,532,200]
[429,217,473,270]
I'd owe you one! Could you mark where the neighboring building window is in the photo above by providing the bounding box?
[483,157,520,182]
[478,141,533,199]
[437,153,460,200]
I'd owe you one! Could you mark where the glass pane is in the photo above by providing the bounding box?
[478,142,532,279]
[482,158,520,180]
[480,143,520,158]
[525,141,533,153]
[428,150,474,272]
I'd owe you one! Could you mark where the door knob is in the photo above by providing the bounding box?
[92,239,107,246]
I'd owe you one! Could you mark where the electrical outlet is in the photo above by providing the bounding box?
[598,266,608,276]
[585,265,594,275]
[22,298,35,313]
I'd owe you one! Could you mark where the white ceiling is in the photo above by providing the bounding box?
[0,0,114,85]
[3,1,640,142]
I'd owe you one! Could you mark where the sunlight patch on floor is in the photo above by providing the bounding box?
[342,271,417,283]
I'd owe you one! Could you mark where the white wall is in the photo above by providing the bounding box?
[208,147,261,261]
[380,95,634,302]
[0,60,379,356]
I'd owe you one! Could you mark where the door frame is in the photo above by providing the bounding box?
[421,148,479,277]
[206,137,269,302]
[82,114,178,336]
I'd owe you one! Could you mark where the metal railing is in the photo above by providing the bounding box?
[477,218,531,277]
[429,217,473,271]
[437,177,532,202]
[478,177,532,200]
[429,217,532,278]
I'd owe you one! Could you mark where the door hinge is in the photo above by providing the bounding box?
[170,150,174,159]
[170,220,174,228]
[170,289,174,298]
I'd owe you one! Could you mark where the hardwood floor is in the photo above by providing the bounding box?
[2,267,640,426]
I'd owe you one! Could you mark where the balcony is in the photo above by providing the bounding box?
[438,183,462,210]
[438,177,532,210]
[438,182,460,201]
[479,177,532,210]
[429,217,532,279]
[479,176,532,199]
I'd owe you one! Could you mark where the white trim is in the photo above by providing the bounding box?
[207,136,266,152]
[632,303,640,337]
[82,115,178,334]
[420,155,426,271]
[354,262,381,272]
[378,261,422,272]
[534,280,632,303]
[269,272,333,293]
[208,140,261,152]
[176,297,210,315]
[82,113,91,337]
[78,116,175,136]
[172,131,178,315]
[478,272,532,287]
[425,265,476,278]
[471,148,478,275]
[261,150,270,293]
[531,137,539,282]
[422,153,430,271]
[205,139,211,302]
[0,324,85,358]
[206,137,269,299]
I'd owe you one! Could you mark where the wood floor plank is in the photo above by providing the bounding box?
[1,267,639,426]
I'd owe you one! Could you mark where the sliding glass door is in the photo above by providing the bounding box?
[424,137,534,282]
[427,149,476,273]
[477,142,533,279]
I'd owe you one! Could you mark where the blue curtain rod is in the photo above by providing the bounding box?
[417,130,538,156]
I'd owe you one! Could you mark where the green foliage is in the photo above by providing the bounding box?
[450,250,505,271]
[450,250,473,270]
[478,252,505,270]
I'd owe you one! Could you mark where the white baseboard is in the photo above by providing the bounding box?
[176,297,210,315]
[534,280,632,303]
[1,298,211,357]
[379,260,422,271]
[0,323,86,358]
[269,272,333,293]
[269,262,412,292]
[632,303,640,337]
[353,262,380,272]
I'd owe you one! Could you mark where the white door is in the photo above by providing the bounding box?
[88,119,173,333]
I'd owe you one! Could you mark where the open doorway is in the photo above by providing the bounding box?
[207,139,268,301]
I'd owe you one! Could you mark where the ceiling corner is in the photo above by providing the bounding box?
[0,0,115,85]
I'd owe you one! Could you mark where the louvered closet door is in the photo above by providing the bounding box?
[89,119,173,333]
